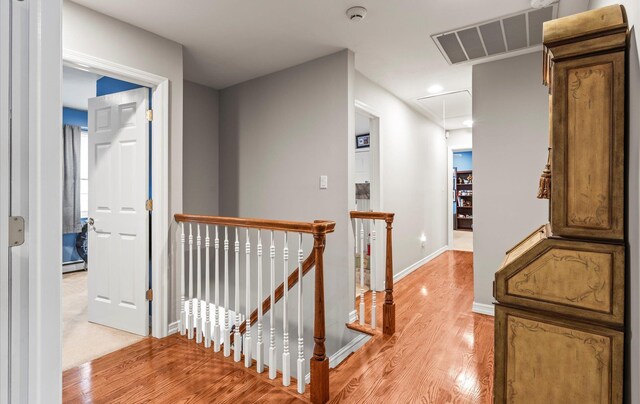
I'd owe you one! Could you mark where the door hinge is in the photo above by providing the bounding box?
[146,289,153,301]
[146,109,153,121]
[145,199,153,211]
[8,216,25,247]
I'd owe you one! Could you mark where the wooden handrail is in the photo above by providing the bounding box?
[350,210,395,336]
[175,214,336,235]
[349,211,395,221]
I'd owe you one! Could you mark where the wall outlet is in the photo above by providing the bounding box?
[320,175,328,189]
[420,234,427,248]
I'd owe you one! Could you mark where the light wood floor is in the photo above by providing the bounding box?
[62,251,493,403]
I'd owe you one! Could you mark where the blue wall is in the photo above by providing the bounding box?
[96,76,145,97]
[453,151,472,171]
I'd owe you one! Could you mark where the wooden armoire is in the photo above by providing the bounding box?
[493,5,628,403]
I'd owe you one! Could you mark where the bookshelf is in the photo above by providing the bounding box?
[455,170,473,231]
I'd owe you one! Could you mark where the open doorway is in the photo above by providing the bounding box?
[447,129,473,252]
[61,65,151,370]
[353,102,383,311]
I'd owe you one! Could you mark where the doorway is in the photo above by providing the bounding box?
[448,146,473,252]
[61,66,152,369]
[353,101,383,308]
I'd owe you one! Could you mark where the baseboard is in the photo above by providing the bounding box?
[62,261,86,273]
[304,332,371,384]
[472,302,495,317]
[348,310,357,323]
[393,245,448,283]
[168,321,180,335]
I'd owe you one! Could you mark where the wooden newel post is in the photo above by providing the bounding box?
[383,216,395,336]
[310,232,329,403]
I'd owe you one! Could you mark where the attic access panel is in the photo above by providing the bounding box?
[432,4,557,65]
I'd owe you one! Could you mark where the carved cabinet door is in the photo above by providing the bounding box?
[550,51,625,241]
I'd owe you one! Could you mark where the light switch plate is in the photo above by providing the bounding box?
[320,175,328,189]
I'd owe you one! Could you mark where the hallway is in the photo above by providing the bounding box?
[62,251,493,403]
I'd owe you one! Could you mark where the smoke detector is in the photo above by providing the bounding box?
[346,6,367,22]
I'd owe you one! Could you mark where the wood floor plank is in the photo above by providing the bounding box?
[62,251,492,403]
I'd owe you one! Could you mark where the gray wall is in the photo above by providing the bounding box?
[219,50,355,373]
[354,72,448,274]
[472,52,549,309]
[183,80,219,215]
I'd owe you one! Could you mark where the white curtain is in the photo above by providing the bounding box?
[63,124,81,233]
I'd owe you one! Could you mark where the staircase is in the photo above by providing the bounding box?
[173,211,396,403]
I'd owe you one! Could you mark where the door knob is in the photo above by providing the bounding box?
[88,217,95,231]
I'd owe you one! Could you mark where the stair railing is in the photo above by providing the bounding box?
[174,214,335,403]
[349,211,395,335]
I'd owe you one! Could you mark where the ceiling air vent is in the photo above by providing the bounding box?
[431,4,557,65]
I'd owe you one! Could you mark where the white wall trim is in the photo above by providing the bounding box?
[167,321,180,335]
[305,332,371,384]
[394,245,448,283]
[472,302,495,317]
[348,310,357,323]
[63,49,170,339]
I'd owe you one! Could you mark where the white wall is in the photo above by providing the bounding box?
[183,80,219,215]
[63,0,184,323]
[219,50,354,372]
[472,52,549,310]
[587,1,640,401]
[355,72,448,274]
[447,128,472,150]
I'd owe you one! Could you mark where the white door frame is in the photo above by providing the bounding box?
[63,49,170,339]
[447,146,472,248]
[0,1,11,402]
[354,100,385,292]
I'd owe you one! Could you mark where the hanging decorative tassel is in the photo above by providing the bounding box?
[537,148,552,199]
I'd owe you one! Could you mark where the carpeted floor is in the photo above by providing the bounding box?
[453,230,473,251]
[62,271,145,370]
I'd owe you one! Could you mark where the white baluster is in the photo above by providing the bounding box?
[179,223,186,335]
[371,220,376,330]
[234,228,242,362]
[359,219,365,326]
[204,226,212,348]
[296,233,305,394]
[269,231,277,380]
[256,230,264,373]
[188,224,194,340]
[196,225,203,344]
[224,227,231,357]
[214,226,221,352]
[244,229,252,368]
[282,232,290,386]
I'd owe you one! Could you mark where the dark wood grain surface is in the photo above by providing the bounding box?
[63,251,493,403]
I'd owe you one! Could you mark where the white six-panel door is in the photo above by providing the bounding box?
[88,87,149,336]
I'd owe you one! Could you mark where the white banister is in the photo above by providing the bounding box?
[297,233,305,394]
[180,223,186,335]
[371,220,376,330]
[196,225,203,344]
[234,228,242,362]
[205,226,212,348]
[282,232,290,386]
[269,231,277,380]
[214,225,221,352]
[359,220,365,326]
[188,224,194,340]
[224,226,231,357]
[257,231,264,373]
[244,229,252,368]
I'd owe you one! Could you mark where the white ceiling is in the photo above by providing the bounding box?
[63,65,100,110]
[70,0,588,127]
